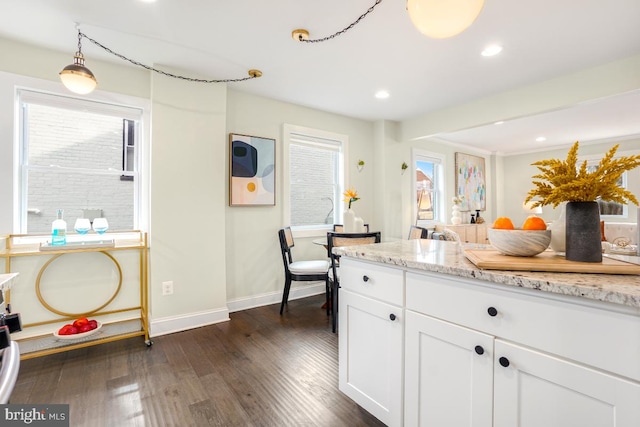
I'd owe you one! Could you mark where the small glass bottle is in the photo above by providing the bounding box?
[51,209,67,246]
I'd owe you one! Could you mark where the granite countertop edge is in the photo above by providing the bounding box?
[334,240,640,310]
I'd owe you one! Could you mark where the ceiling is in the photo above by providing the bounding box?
[1,0,639,154]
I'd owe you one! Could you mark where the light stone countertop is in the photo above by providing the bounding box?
[334,239,640,309]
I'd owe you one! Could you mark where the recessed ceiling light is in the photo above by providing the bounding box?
[494,121,504,125]
[375,90,390,99]
[481,45,503,57]
[536,136,547,142]
[139,0,157,3]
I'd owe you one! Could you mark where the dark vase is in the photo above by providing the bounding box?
[565,201,602,262]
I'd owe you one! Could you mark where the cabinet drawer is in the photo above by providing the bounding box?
[339,258,404,306]
[406,271,640,382]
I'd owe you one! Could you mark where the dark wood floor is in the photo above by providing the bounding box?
[11,295,386,427]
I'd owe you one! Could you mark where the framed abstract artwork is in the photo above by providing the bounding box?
[455,152,486,212]
[229,133,276,206]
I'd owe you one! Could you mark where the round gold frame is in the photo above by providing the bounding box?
[35,251,123,317]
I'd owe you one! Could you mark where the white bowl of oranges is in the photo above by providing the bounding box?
[488,216,551,257]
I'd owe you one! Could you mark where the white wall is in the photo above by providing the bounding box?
[224,90,375,304]
[148,69,230,334]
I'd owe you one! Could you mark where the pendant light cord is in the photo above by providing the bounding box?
[78,31,261,83]
[297,0,383,43]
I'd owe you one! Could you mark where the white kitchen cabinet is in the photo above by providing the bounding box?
[493,340,640,427]
[404,310,493,427]
[339,257,640,427]
[405,271,640,427]
[339,258,404,427]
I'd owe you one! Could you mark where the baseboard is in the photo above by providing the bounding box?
[149,283,325,337]
[149,307,230,338]
[226,282,325,313]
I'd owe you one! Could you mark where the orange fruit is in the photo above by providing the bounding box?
[493,217,515,229]
[522,216,547,230]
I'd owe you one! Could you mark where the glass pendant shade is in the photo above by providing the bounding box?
[59,53,97,95]
[407,0,485,39]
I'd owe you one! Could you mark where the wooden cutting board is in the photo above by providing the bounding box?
[464,248,640,275]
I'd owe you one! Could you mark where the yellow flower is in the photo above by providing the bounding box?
[343,188,360,209]
[526,141,640,207]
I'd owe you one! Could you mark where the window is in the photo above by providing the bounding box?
[18,90,144,234]
[121,119,135,181]
[283,124,347,235]
[583,152,637,218]
[413,149,445,226]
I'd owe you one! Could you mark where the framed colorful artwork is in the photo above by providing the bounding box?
[229,133,276,206]
[455,152,486,212]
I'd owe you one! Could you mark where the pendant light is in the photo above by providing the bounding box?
[59,31,97,94]
[406,0,485,39]
[58,29,262,95]
[292,0,485,44]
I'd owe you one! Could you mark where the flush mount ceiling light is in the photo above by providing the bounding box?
[292,0,484,43]
[59,29,262,95]
[375,90,390,99]
[481,44,503,57]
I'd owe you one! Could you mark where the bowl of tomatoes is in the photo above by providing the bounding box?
[54,317,101,340]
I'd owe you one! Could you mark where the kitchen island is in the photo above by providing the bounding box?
[334,239,640,427]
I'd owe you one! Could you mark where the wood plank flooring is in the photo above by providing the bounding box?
[11,295,386,427]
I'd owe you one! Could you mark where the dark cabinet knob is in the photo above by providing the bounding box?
[499,357,510,367]
[487,306,498,317]
[389,314,396,321]
[474,345,484,355]
[362,275,369,282]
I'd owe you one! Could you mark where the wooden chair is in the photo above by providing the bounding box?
[278,227,330,315]
[327,231,381,333]
[408,225,429,240]
[333,224,370,232]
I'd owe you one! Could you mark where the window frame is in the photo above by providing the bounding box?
[412,148,446,228]
[282,123,348,238]
[11,82,150,236]
[581,149,640,219]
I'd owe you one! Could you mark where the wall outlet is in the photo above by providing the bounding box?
[162,281,174,296]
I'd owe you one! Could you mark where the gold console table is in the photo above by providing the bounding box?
[0,231,150,360]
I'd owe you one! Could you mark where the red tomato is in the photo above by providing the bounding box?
[73,317,89,328]
[58,324,74,335]
[88,320,98,330]
[79,324,92,333]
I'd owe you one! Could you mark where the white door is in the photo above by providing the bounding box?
[494,340,640,427]
[404,311,493,427]
[339,289,403,427]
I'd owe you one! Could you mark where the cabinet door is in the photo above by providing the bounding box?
[339,289,403,427]
[494,340,640,427]
[475,224,487,244]
[405,311,493,427]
